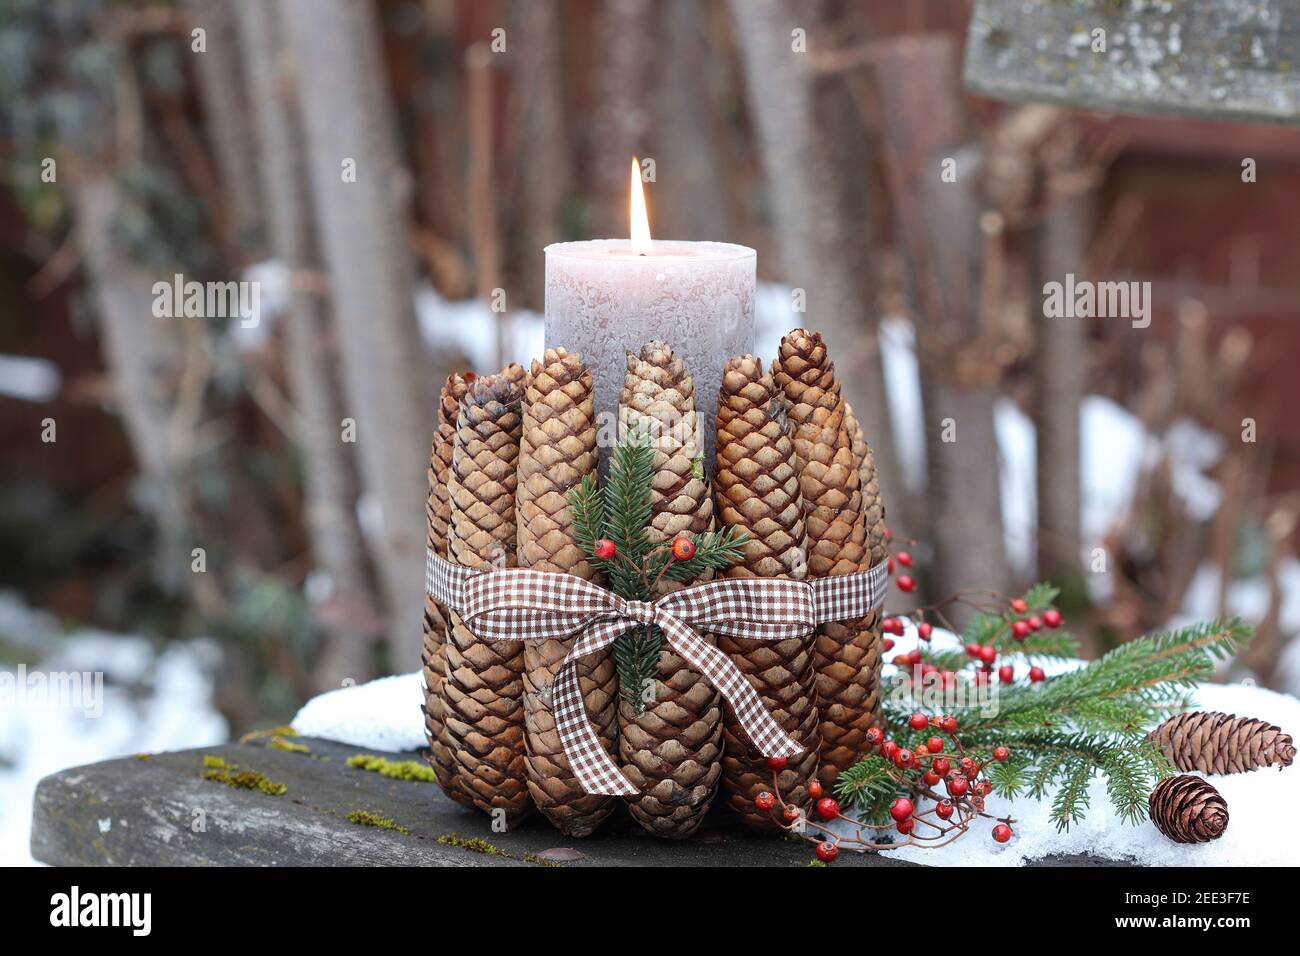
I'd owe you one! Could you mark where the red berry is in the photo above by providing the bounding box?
[923,770,941,786]
[884,526,893,542]
[895,748,913,768]
[914,745,931,760]
[992,823,1013,843]
[887,557,894,575]
[889,797,914,821]
[921,663,937,677]
[960,756,976,774]
[1029,666,1046,683]
[941,671,957,689]
[815,841,839,863]
[816,797,841,820]
[865,727,884,747]
[917,621,933,641]
[671,536,696,561]
[896,817,915,835]
[1043,609,1063,629]
[896,551,913,567]
[975,780,992,796]
[767,755,788,772]
[1027,614,1043,631]
[882,617,901,635]
[881,740,899,761]
[941,715,958,733]
[936,800,954,820]
[926,736,944,753]
[807,779,823,800]
[896,575,916,593]
[998,664,1014,683]
[910,712,930,731]
[965,643,982,658]
[994,746,1010,762]
[783,804,801,822]
[974,670,989,687]
[1011,620,1030,640]
[593,538,616,560]
[882,637,895,652]
[1010,598,1028,614]
[978,645,997,665]
[932,757,951,776]
[946,775,969,797]
[755,791,775,812]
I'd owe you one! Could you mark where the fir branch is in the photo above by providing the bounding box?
[648,527,750,584]
[835,755,903,822]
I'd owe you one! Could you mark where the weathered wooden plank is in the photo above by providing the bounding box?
[30,736,922,867]
[964,0,1300,126]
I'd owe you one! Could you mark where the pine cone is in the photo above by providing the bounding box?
[517,349,618,836]
[439,368,532,827]
[423,372,475,806]
[714,355,821,828]
[843,402,888,567]
[1149,774,1229,843]
[1147,711,1296,775]
[618,342,722,839]
[773,330,883,787]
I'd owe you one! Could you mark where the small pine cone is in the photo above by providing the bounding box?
[618,342,722,839]
[843,403,888,567]
[714,355,821,828]
[517,349,618,837]
[1149,774,1229,843]
[423,371,475,806]
[773,330,883,787]
[1146,711,1296,775]
[439,368,532,827]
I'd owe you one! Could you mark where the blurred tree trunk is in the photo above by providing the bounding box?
[1031,129,1089,584]
[728,0,904,523]
[506,0,571,308]
[652,0,733,241]
[183,0,263,257]
[281,0,432,671]
[588,0,655,238]
[236,0,379,688]
[872,35,1010,611]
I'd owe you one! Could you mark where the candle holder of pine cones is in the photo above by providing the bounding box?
[421,330,888,838]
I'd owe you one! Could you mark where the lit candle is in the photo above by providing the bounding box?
[545,159,756,463]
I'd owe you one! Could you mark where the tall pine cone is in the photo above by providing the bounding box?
[439,368,532,827]
[714,355,821,828]
[518,349,618,836]
[1149,774,1229,843]
[773,330,883,787]
[423,371,475,805]
[617,342,722,839]
[843,403,888,568]
[1147,711,1296,775]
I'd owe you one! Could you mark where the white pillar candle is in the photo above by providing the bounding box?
[543,240,756,463]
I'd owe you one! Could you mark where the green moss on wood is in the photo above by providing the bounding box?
[347,753,436,783]
[347,810,409,834]
[200,755,287,796]
[240,725,299,743]
[436,832,503,855]
[522,852,561,868]
[269,736,311,754]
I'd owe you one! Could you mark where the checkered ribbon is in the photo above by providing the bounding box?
[425,549,888,797]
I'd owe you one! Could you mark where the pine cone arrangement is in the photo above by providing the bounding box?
[1147,711,1295,775]
[1149,774,1229,843]
[617,342,722,839]
[517,349,618,836]
[423,371,475,804]
[714,355,821,828]
[773,330,883,786]
[438,368,532,827]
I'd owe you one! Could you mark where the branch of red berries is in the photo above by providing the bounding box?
[753,713,1016,863]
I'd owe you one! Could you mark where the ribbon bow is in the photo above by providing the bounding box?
[426,550,887,797]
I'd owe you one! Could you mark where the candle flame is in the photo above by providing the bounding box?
[630,157,652,255]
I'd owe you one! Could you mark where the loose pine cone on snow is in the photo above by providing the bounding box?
[517,349,618,836]
[714,355,821,828]
[1149,774,1229,844]
[1146,711,1295,775]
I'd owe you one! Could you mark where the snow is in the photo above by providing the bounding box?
[291,643,1299,866]
[0,593,228,867]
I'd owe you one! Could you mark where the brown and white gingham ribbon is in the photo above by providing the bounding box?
[426,550,888,797]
